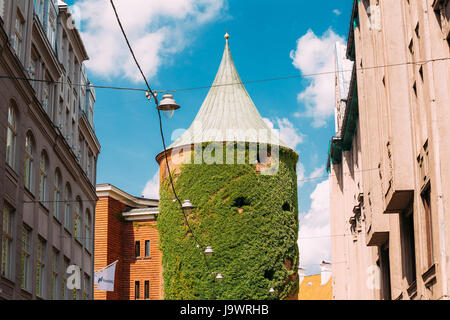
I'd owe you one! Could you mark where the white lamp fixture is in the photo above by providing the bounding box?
[269,287,275,294]
[215,273,223,282]
[204,246,214,257]
[181,199,194,210]
[157,93,180,119]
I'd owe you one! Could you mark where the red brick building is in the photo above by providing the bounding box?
[94,184,163,300]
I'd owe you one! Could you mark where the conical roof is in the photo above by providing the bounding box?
[168,34,289,150]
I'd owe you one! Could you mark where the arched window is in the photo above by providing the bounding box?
[74,197,82,243]
[84,209,91,252]
[39,151,49,205]
[24,132,34,192]
[6,104,17,169]
[64,183,71,232]
[53,169,61,221]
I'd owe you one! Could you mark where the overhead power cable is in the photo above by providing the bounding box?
[1,57,448,95]
[109,0,208,262]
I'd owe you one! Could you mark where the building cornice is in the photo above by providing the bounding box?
[96,184,159,208]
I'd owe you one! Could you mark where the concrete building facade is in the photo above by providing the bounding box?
[0,1,100,300]
[94,184,163,300]
[328,0,450,300]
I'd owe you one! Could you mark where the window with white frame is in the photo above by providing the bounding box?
[1,204,14,280]
[53,170,61,221]
[24,132,34,192]
[51,248,59,300]
[12,12,24,58]
[36,236,46,298]
[39,151,49,205]
[6,104,17,170]
[74,198,82,243]
[64,183,72,232]
[21,224,32,292]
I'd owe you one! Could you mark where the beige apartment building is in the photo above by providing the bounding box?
[328,0,450,300]
[0,1,100,299]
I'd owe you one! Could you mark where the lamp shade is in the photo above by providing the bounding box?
[204,246,214,257]
[158,93,180,111]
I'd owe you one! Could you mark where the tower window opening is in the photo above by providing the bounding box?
[232,197,250,208]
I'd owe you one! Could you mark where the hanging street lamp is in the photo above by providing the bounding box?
[157,93,180,119]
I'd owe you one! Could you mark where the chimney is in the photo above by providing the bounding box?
[320,261,332,286]
[298,267,306,285]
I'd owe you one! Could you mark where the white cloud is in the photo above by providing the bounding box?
[309,166,326,180]
[290,29,346,127]
[297,162,306,187]
[298,179,331,269]
[72,0,226,82]
[142,171,160,199]
[263,117,305,150]
[333,9,342,16]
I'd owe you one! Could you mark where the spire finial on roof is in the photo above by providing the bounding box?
[224,30,229,40]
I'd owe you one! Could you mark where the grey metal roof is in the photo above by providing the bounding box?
[168,36,289,150]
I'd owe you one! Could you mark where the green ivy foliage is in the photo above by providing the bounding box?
[158,144,299,300]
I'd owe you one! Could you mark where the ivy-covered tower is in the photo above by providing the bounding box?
[156,33,299,300]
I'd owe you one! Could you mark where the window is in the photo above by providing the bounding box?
[1,204,14,280]
[83,274,90,300]
[379,244,391,300]
[135,281,140,300]
[21,225,32,292]
[422,185,434,268]
[400,209,417,287]
[30,56,38,90]
[6,104,17,169]
[65,107,70,139]
[62,257,70,300]
[53,170,61,221]
[12,12,24,58]
[74,198,82,243]
[144,281,149,299]
[47,7,56,49]
[24,132,34,192]
[78,135,84,167]
[51,249,59,300]
[0,0,5,18]
[71,119,76,149]
[433,0,450,41]
[37,237,46,298]
[145,240,150,257]
[34,0,44,22]
[88,98,94,126]
[64,183,72,232]
[87,151,93,181]
[135,241,140,258]
[84,210,91,252]
[42,78,49,113]
[39,151,49,205]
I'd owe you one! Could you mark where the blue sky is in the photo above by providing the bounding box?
[67,0,353,272]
